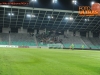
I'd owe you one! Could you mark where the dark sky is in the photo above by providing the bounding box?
[1,0,100,10]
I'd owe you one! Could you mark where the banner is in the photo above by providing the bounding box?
[0,45,18,48]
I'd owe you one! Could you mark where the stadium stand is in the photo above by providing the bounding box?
[36,34,62,47]
[81,37,99,49]
[0,33,36,46]
[89,38,100,49]
[10,33,36,46]
[0,33,9,45]
[0,33,100,49]
[59,35,88,48]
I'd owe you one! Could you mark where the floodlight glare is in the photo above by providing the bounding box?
[85,19,87,21]
[69,17,73,20]
[88,19,89,21]
[72,0,77,5]
[48,16,54,19]
[85,19,89,21]
[65,17,69,20]
[31,0,36,2]
[27,14,31,17]
[8,13,11,16]
[48,16,51,18]
[3,5,10,8]
[65,17,73,20]
[52,0,57,3]
[12,13,14,16]
[8,13,14,16]
[91,1,95,5]
[32,15,36,17]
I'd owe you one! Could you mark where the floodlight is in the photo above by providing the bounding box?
[65,17,73,20]
[72,0,77,5]
[48,16,51,18]
[8,13,11,16]
[85,19,89,21]
[65,17,69,20]
[27,14,31,17]
[32,15,36,17]
[91,1,95,5]
[2,5,10,8]
[85,19,87,21]
[87,19,89,21]
[52,0,57,3]
[12,13,14,16]
[8,13,14,16]
[31,0,36,2]
[48,16,53,19]
[69,17,73,20]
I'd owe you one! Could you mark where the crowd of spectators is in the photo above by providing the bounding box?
[36,33,62,44]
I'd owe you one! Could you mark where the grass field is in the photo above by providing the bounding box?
[0,48,100,75]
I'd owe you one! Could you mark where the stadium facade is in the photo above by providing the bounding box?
[0,5,100,49]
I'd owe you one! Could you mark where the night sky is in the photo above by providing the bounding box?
[1,0,100,10]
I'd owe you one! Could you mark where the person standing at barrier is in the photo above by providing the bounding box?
[70,44,74,50]
[82,45,84,50]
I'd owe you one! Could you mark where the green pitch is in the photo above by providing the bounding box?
[0,48,100,75]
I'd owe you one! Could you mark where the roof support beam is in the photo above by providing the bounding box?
[0,5,78,13]
[84,16,97,31]
[3,8,5,27]
[15,9,20,27]
[22,9,26,28]
[39,11,47,29]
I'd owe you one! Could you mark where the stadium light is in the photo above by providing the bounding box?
[31,0,37,2]
[8,13,10,16]
[65,17,73,20]
[69,17,73,20]
[48,16,54,19]
[8,13,14,16]
[72,0,77,5]
[91,1,95,5]
[85,19,89,21]
[52,0,57,3]
[27,14,31,17]
[48,16,51,18]
[27,14,36,18]
[85,19,87,21]
[12,13,14,16]
[87,19,89,21]
[65,17,69,20]
[32,15,36,17]
[2,5,10,8]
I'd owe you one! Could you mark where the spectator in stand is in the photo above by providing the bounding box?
[81,45,84,50]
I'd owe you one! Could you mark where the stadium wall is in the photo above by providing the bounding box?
[89,31,93,37]
[76,31,80,37]
[39,30,45,34]
[18,27,27,33]
[0,45,48,49]
[67,31,73,36]
[69,31,73,36]
[86,32,88,37]
[2,28,11,33]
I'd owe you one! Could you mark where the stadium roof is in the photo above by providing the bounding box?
[0,5,100,32]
